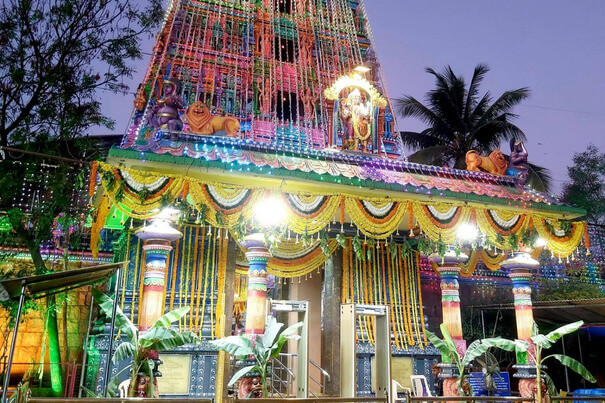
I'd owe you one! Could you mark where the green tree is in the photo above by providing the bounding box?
[92,289,201,398]
[396,64,552,192]
[561,144,605,224]
[0,0,161,394]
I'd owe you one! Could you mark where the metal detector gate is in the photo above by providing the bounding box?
[267,299,309,398]
[341,303,392,400]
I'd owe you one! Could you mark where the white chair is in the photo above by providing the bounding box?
[118,380,130,398]
[391,380,411,403]
[410,375,432,397]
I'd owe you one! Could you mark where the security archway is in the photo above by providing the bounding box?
[340,303,392,400]
[267,299,309,398]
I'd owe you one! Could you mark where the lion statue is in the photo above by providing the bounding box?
[465,149,507,175]
[185,101,240,137]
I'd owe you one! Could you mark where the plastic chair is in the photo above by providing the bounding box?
[410,375,432,397]
[391,379,411,402]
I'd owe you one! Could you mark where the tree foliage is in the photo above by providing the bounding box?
[561,144,605,224]
[396,64,552,192]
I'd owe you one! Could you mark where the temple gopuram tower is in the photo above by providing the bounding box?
[123,0,402,157]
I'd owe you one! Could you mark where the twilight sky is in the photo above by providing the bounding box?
[97,0,605,194]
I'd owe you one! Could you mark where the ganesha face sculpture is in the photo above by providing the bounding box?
[146,78,184,132]
[506,139,530,185]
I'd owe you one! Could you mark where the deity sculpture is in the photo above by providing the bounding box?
[185,102,240,137]
[506,140,530,185]
[300,88,317,122]
[146,77,183,132]
[340,88,372,152]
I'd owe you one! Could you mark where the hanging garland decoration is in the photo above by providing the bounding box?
[476,209,531,249]
[534,217,586,257]
[95,162,586,255]
[267,239,338,278]
[284,193,340,235]
[90,195,112,258]
[455,249,508,277]
[412,202,471,244]
[189,182,263,227]
[341,240,427,349]
[345,198,407,239]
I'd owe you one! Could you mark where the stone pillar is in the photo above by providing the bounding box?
[133,214,182,397]
[429,250,468,397]
[501,251,541,400]
[321,248,343,396]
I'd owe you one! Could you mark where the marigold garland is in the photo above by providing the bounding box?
[534,217,586,257]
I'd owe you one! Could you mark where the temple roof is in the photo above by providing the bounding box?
[112,133,584,219]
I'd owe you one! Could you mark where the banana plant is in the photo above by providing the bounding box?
[209,317,303,397]
[516,321,595,403]
[426,323,523,396]
[92,288,201,397]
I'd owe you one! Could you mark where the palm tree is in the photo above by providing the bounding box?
[396,64,552,192]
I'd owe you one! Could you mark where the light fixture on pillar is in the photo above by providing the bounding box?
[237,194,288,398]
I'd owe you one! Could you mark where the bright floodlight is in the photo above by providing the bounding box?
[535,237,547,247]
[254,195,288,229]
[354,65,371,73]
[457,223,479,242]
[157,206,181,221]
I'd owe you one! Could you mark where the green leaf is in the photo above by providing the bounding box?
[542,373,558,397]
[143,329,200,351]
[336,233,346,249]
[210,335,255,356]
[228,365,257,387]
[261,317,284,349]
[462,337,520,367]
[546,354,596,383]
[545,321,583,343]
[531,334,553,350]
[281,321,304,338]
[106,364,132,397]
[440,323,458,356]
[150,306,190,328]
[91,288,136,340]
[425,329,455,358]
[112,342,135,364]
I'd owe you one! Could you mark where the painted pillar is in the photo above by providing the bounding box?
[241,232,271,336]
[238,232,271,398]
[429,250,468,397]
[133,215,182,397]
[501,251,541,400]
[135,222,182,331]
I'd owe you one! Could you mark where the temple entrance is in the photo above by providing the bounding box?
[340,303,392,400]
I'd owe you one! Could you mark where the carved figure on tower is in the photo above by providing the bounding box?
[341,88,372,152]
[465,149,507,175]
[185,102,240,137]
[146,77,183,131]
[507,140,530,185]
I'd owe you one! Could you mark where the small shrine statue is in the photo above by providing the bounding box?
[341,88,372,152]
[146,77,184,131]
[506,139,530,185]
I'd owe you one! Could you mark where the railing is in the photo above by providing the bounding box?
[270,353,296,397]
[309,359,331,397]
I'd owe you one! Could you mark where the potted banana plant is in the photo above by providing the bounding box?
[210,317,303,398]
[92,288,201,397]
